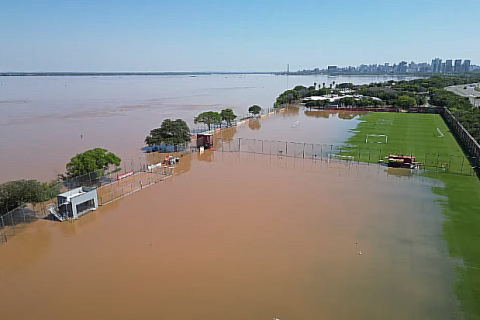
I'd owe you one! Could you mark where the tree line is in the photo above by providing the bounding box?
[275,75,480,110]
[144,105,263,150]
[1,148,122,215]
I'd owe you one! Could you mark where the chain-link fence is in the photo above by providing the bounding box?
[0,159,176,243]
[217,138,479,175]
[97,168,173,206]
[440,107,480,178]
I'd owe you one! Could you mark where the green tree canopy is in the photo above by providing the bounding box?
[194,111,221,130]
[274,90,301,106]
[0,180,52,213]
[248,105,262,115]
[220,109,237,127]
[145,119,191,150]
[394,95,417,109]
[293,85,307,92]
[66,148,121,178]
[339,97,356,106]
[337,82,355,89]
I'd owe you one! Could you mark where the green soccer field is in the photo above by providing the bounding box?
[344,112,480,319]
[343,112,474,174]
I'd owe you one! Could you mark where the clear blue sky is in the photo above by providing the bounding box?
[0,0,478,72]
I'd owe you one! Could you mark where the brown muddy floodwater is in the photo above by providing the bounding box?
[0,151,456,320]
[0,74,419,182]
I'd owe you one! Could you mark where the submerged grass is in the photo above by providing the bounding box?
[344,112,480,319]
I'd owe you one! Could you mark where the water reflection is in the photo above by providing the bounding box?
[219,127,236,141]
[281,105,299,116]
[304,110,330,119]
[385,167,413,178]
[304,110,367,120]
[198,150,215,162]
[248,119,261,130]
[337,112,357,120]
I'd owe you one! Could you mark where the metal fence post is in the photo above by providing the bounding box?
[22,206,26,226]
[1,215,6,242]
[9,211,15,236]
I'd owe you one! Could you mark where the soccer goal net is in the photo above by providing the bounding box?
[436,128,444,138]
[328,154,354,161]
[365,134,388,144]
[376,119,393,125]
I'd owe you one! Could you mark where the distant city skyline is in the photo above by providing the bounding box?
[1,0,480,72]
[298,57,478,74]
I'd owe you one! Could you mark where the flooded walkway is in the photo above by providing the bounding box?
[0,151,456,320]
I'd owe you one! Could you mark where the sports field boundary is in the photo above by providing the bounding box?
[215,137,478,176]
[439,107,480,177]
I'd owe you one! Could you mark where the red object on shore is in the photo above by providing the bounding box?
[385,154,420,169]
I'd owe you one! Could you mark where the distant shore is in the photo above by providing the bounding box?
[0,72,278,77]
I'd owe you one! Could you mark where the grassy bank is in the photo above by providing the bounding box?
[344,112,480,319]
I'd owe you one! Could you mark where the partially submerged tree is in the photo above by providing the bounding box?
[194,111,221,130]
[145,119,191,151]
[0,180,54,213]
[66,148,121,178]
[248,105,262,116]
[220,109,237,127]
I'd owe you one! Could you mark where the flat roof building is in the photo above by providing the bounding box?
[56,187,98,220]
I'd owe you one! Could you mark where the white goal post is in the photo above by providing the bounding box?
[328,154,354,161]
[365,134,388,144]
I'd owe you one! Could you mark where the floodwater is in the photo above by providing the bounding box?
[0,151,456,320]
[0,74,456,319]
[0,74,418,182]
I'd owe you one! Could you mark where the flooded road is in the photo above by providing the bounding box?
[0,151,455,320]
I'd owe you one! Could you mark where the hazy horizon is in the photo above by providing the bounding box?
[1,0,479,72]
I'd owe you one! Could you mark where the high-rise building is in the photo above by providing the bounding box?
[445,60,453,73]
[432,58,442,73]
[327,66,338,72]
[418,63,429,73]
[463,60,471,72]
[454,59,462,73]
[398,61,408,73]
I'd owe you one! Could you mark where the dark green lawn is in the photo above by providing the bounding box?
[344,112,480,319]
